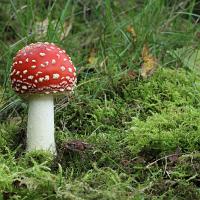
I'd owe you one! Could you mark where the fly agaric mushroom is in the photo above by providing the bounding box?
[10,42,76,153]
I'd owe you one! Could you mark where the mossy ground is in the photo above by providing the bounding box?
[0,0,200,199]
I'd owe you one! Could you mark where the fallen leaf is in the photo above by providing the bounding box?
[168,147,181,163]
[127,25,137,42]
[34,18,49,39]
[121,159,131,167]
[88,48,98,65]
[141,44,158,78]
[62,140,92,153]
[34,18,72,40]
[127,69,137,79]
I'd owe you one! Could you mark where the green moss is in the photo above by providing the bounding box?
[125,105,200,155]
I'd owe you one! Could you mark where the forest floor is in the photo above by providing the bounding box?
[0,0,200,199]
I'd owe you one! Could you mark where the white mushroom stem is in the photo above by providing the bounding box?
[27,95,56,154]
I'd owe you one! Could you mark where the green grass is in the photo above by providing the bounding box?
[1,0,200,199]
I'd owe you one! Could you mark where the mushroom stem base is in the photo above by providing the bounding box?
[27,95,56,154]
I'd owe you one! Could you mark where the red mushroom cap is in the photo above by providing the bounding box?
[10,42,77,94]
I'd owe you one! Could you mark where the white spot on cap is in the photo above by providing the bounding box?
[16,71,20,75]
[32,60,36,63]
[19,61,23,64]
[38,77,44,82]
[60,81,66,86]
[34,80,38,83]
[52,59,56,64]
[66,76,70,80]
[26,58,29,62]
[45,61,49,65]
[68,68,72,73]
[60,66,66,71]
[64,58,67,61]
[44,75,50,80]
[37,71,42,75]
[23,70,28,74]
[69,78,74,83]
[40,52,46,56]
[40,64,45,67]
[31,65,36,69]
[53,73,60,79]
[22,85,27,90]
[28,75,34,80]
[59,88,65,92]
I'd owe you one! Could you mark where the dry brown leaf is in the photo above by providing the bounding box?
[127,69,137,79]
[34,19,72,40]
[62,140,92,153]
[127,25,137,42]
[88,48,98,65]
[141,44,157,78]
[168,147,181,163]
[34,18,49,39]
[120,69,138,83]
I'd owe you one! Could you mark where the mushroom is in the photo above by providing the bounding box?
[10,42,77,153]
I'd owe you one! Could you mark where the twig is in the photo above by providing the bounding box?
[146,153,178,169]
